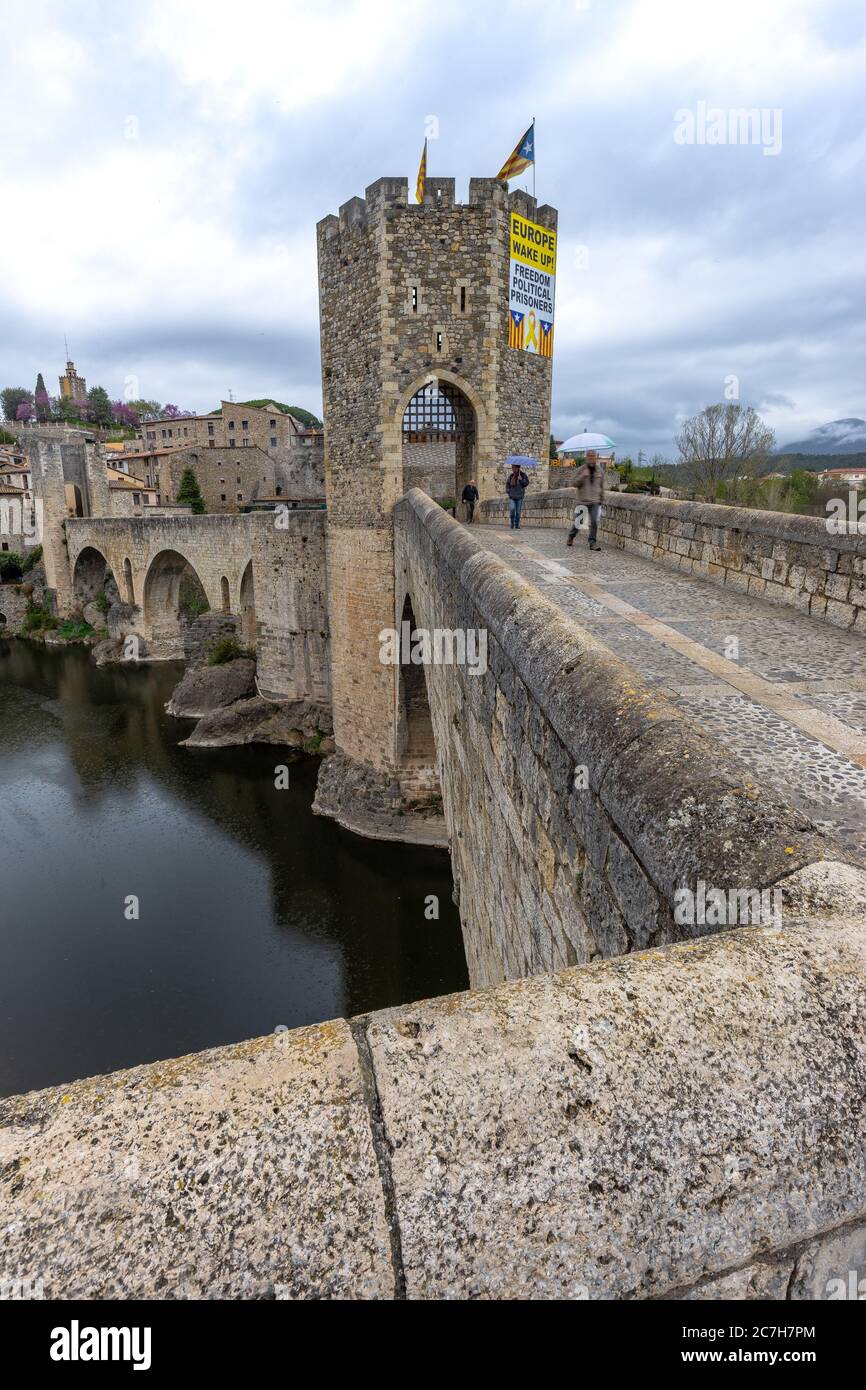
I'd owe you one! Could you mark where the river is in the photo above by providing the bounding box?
[0,638,467,1098]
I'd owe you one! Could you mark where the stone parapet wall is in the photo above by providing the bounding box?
[480,489,866,632]
[397,489,843,988]
[3,876,865,1300]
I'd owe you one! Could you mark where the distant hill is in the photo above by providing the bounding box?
[211,400,322,429]
[775,418,866,455]
[765,451,866,475]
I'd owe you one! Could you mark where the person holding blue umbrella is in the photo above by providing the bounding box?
[505,455,534,529]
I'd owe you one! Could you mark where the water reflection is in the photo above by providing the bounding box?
[0,639,467,1097]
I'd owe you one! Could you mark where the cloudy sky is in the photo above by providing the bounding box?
[2,0,864,457]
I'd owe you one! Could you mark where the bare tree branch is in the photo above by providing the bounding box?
[676,403,775,497]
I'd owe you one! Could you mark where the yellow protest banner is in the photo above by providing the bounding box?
[508,212,556,356]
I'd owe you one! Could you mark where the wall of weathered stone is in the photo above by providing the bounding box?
[250,511,330,702]
[481,489,866,633]
[396,489,844,988]
[275,439,325,499]
[402,440,456,500]
[3,863,865,1300]
[158,445,277,513]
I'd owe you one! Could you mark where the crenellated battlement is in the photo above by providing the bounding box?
[316,175,558,242]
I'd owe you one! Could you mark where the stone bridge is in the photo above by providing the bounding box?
[388,489,866,986]
[10,484,866,1300]
[61,488,866,996]
[64,510,330,703]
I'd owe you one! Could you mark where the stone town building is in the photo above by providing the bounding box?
[0,452,33,499]
[119,444,277,513]
[0,455,39,552]
[141,401,324,498]
[0,483,39,553]
[315,174,556,820]
[58,358,87,401]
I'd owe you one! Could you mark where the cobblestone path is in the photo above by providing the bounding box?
[474,522,866,862]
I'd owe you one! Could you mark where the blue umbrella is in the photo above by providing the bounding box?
[505,454,539,469]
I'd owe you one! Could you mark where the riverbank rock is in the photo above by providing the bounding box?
[92,636,122,665]
[82,600,106,629]
[92,634,151,665]
[166,658,257,718]
[181,696,333,750]
[313,750,448,848]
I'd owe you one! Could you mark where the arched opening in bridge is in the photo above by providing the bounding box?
[401,378,476,508]
[143,550,209,649]
[73,546,119,611]
[239,561,256,648]
[397,593,436,765]
[123,558,134,606]
[220,576,230,613]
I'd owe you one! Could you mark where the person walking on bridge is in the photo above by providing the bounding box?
[505,462,530,530]
[461,479,479,523]
[566,450,604,551]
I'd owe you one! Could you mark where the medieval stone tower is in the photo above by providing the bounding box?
[315,175,557,834]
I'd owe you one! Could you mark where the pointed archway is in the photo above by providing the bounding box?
[401,377,476,510]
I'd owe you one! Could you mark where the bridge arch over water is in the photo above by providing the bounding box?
[143,547,211,650]
[63,513,329,701]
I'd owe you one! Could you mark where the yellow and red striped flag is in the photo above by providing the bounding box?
[496,122,535,181]
[415,138,427,203]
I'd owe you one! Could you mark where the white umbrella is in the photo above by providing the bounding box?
[557,432,616,454]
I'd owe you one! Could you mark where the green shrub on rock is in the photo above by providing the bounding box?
[22,601,57,633]
[207,636,251,666]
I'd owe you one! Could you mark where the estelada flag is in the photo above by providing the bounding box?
[415,138,427,203]
[496,122,534,181]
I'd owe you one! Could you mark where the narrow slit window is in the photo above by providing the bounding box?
[412,285,418,313]
[436,331,443,352]
[460,286,466,312]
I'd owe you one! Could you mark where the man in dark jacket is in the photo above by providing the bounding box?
[506,464,530,529]
[461,479,479,523]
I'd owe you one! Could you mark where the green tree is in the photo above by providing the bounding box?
[87,386,114,427]
[0,550,24,580]
[1,387,33,423]
[787,467,818,511]
[34,373,52,422]
[125,398,162,420]
[57,395,86,424]
[176,467,206,514]
[225,400,322,428]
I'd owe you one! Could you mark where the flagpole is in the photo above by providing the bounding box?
[532,115,536,201]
